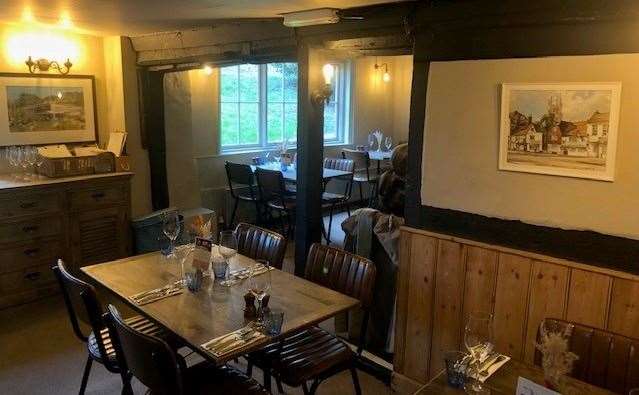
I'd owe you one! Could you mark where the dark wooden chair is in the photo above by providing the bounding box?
[247,244,377,395]
[322,158,354,243]
[52,259,171,395]
[225,161,262,227]
[342,149,379,207]
[104,305,269,395]
[234,222,287,270]
[255,168,296,237]
[534,318,639,394]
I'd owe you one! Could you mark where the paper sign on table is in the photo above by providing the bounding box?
[193,237,212,270]
[516,377,561,395]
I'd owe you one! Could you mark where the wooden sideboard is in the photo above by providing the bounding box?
[0,173,133,309]
[392,226,639,394]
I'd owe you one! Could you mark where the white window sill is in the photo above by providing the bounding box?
[196,142,353,159]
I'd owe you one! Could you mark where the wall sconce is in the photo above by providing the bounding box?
[202,64,213,75]
[312,63,334,105]
[375,61,390,83]
[25,56,73,75]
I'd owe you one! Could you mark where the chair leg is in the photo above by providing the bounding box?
[79,356,93,395]
[120,373,134,395]
[254,201,262,225]
[346,202,351,217]
[309,378,321,395]
[350,367,362,395]
[276,377,284,394]
[358,183,363,206]
[246,361,253,377]
[263,368,272,393]
[326,204,334,243]
[230,198,239,228]
[302,382,310,395]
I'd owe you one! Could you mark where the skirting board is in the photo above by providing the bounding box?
[391,372,423,394]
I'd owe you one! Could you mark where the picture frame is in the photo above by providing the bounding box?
[499,82,621,181]
[0,73,97,146]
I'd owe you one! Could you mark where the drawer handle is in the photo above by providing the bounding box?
[24,248,40,257]
[91,192,106,200]
[19,202,37,209]
[24,272,41,281]
[22,225,39,234]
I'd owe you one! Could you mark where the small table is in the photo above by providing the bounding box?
[251,162,351,182]
[415,359,615,395]
[82,252,359,365]
[367,150,392,175]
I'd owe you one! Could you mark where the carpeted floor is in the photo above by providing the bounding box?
[0,212,390,394]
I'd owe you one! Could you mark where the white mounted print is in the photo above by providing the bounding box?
[499,83,621,181]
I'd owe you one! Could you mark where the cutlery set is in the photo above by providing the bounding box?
[220,264,273,287]
[201,324,266,357]
[130,283,183,305]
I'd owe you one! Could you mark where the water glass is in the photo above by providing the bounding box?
[464,312,494,394]
[444,351,467,389]
[162,211,181,257]
[218,230,238,262]
[185,270,203,293]
[211,254,228,280]
[264,309,284,336]
[248,259,272,324]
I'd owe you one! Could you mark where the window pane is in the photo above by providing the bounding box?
[267,103,284,143]
[220,66,238,102]
[284,103,297,142]
[267,64,283,102]
[324,102,337,140]
[220,103,239,146]
[239,64,258,102]
[239,103,259,145]
[283,63,298,102]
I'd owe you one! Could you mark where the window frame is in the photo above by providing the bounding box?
[219,61,351,154]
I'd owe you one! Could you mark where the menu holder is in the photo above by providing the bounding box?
[193,237,212,271]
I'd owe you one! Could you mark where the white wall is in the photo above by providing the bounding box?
[162,55,413,219]
[422,54,639,240]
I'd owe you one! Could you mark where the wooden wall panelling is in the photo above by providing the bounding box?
[607,278,639,338]
[462,246,498,328]
[429,240,465,377]
[393,231,413,374]
[566,269,612,328]
[492,253,532,359]
[523,261,569,363]
[402,235,438,382]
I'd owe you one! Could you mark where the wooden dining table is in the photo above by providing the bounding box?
[251,162,352,182]
[415,358,615,395]
[81,251,359,365]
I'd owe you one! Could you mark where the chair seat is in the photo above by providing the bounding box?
[185,363,269,395]
[322,191,347,203]
[267,198,296,211]
[87,315,169,364]
[237,193,259,202]
[250,327,354,386]
[353,172,379,183]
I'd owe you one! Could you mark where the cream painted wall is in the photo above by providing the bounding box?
[162,55,412,219]
[422,54,639,240]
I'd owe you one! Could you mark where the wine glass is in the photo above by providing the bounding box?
[25,146,37,178]
[34,149,43,176]
[248,259,272,325]
[218,230,238,262]
[464,312,494,394]
[367,133,376,151]
[162,211,181,258]
[384,136,393,151]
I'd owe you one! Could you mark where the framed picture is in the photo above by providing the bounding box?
[499,82,621,181]
[0,73,97,146]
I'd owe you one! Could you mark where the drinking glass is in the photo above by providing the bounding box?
[19,146,30,178]
[8,146,21,179]
[34,148,43,176]
[264,308,284,336]
[218,230,238,262]
[162,211,181,258]
[248,259,272,326]
[464,312,494,394]
[25,146,37,178]
[384,136,393,151]
[368,133,376,151]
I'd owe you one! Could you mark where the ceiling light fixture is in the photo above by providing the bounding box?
[282,8,340,27]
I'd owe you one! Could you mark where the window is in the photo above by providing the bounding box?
[219,62,350,152]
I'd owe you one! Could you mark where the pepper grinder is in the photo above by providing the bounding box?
[243,292,257,318]
[261,294,271,315]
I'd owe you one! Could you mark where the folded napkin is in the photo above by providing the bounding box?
[478,353,510,382]
[201,326,267,357]
[129,284,183,306]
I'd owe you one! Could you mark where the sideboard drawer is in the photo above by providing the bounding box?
[0,218,61,243]
[0,241,63,275]
[70,186,126,209]
[0,193,61,219]
[0,264,57,295]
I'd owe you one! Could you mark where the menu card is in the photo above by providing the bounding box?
[516,377,561,395]
[193,237,212,271]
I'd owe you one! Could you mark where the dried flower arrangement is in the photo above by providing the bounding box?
[535,320,579,389]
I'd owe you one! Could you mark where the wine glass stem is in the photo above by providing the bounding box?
[257,297,264,323]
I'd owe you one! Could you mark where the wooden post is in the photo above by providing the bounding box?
[294,42,325,276]
[139,70,170,210]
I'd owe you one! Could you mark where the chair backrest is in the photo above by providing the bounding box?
[234,223,287,270]
[324,158,354,198]
[52,259,116,369]
[534,318,639,393]
[341,149,371,180]
[225,162,257,199]
[305,243,376,309]
[255,168,287,205]
[105,305,184,395]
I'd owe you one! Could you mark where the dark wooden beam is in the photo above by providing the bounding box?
[294,43,325,276]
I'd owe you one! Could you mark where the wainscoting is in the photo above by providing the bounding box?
[391,226,639,393]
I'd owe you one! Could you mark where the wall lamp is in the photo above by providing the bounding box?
[375,61,390,83]
[25,56,73,75]
[312,63,334,105]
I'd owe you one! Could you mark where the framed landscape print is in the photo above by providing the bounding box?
[0,73,97,146]
[499,82,621,181]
